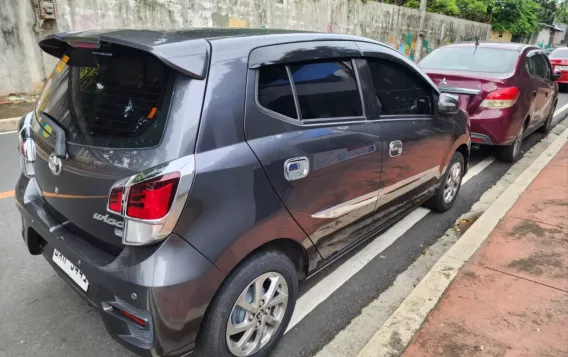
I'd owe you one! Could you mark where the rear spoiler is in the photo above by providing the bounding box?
[438,86,481,96]
[39,29,210,80]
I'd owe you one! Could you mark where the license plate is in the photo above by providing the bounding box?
[52,249,89,292]
[556,65,568,71]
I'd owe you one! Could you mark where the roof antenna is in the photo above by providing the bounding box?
[474,35,479,55]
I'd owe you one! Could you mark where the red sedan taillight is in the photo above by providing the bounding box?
[480,87,519,109]
[107,156,195,246]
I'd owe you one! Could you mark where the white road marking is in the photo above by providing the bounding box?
[554,101,568,116]
[462,157,494,184]
[285,157,495,333]
[0,130,17,135]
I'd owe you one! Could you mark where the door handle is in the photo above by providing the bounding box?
[533,91,537,97]
[389,141,403,157]
[284,157,309,181]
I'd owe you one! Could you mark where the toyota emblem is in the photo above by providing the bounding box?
[48,153,62,175]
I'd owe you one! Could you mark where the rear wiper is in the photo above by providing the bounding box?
[39,111,67,158]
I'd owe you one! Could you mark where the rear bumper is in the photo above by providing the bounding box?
[469,108,520,146]
[15,175,225,357]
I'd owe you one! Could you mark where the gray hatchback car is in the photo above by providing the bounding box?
[16,29,470,357]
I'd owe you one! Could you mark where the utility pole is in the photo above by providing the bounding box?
[413,0,428,62]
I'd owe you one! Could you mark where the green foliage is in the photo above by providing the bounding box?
[379,0,558,35]
[456,0,490,22]
[536,0,558,24]
[491,0,542,35]
[405,0,461,16]
[557,1,568,24]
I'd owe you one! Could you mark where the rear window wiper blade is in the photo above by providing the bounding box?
[39,111,67,158]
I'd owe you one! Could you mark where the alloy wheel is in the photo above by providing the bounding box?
[226,272,289,356]
[443,161,462,203]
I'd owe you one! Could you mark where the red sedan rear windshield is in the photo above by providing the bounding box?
[549,48,568,59]
[420,47,519,73]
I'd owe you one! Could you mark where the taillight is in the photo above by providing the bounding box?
[108,188,123,214]
[480,87,519,109]
[106,156,195,246]
[126,173,180,220]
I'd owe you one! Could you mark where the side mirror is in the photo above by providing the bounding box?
[438,93,459,115]
[553,70,562,81]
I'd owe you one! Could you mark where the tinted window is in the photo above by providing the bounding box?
[419,47,518,73]
[526,52,549,78]
[549,48,568,59]
[258,66,297,119]
[368,59,433,116]
[539,54,552,79]
[526,55,539,76]
[36,46,173,148]
[289,61,363,119]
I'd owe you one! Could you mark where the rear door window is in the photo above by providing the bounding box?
[289,61,362,119]
[256,60,363,121]
[526,51,549,79]
[258,66,298,119]
[36,46,174,149]
[538,54,552,80]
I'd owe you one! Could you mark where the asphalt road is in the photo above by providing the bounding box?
[0,98,567,357]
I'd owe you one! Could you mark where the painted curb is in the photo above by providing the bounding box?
[356,126,568,357]
[0,117,19,133]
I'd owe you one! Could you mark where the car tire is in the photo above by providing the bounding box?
[538,103,556,134]
[195,250,298,357]
[498,124,525,163]
[425,151,464,213]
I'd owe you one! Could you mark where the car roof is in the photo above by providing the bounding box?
[439,42,538,52]
[40,28,389,78]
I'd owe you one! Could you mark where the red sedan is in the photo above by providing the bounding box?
[549,47,568,84]
[419,42,559,162]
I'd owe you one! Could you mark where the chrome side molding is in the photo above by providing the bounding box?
[438,86,481,96]
[311,166,440,219]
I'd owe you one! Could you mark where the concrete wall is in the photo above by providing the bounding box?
[553,22,567,45]
[0,0,490,96]
[535,27,552,48]
[489,30,513,43]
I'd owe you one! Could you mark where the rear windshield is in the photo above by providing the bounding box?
[549,48,568,59]
[35,45,174,148]
[419,47,518,73]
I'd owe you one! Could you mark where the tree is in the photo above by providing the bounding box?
[379,0,545,35]
[557,0,568,23]
[536,0,558,24]
[457,0,491,22]
[491,0,541,34]
[405,0,461,16]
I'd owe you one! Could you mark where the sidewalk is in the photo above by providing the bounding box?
[402,144,568,357]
